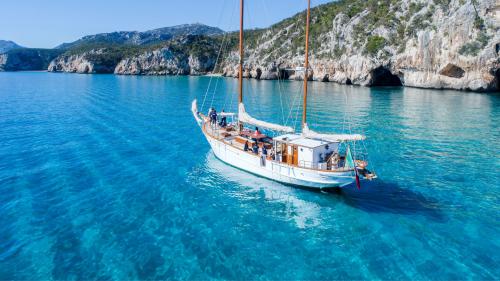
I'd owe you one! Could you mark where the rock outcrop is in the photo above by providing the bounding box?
[48,49,121,74]
[49,35,219,75]
[114,48,215,75]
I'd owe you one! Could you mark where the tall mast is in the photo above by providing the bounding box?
[239,0,244,105]
[302,0,311,129]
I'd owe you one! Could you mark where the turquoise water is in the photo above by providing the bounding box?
[0,72,498,280]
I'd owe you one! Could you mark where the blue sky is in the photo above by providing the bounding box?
[1,0,333,48]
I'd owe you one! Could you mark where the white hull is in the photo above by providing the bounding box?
[204,133,356,189]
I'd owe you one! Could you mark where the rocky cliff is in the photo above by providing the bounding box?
[220,0,500,92]
[47,36,219,75]
[48,49,122,73]
[114,36,218,75]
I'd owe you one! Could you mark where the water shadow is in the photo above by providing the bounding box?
[325,180,446,222]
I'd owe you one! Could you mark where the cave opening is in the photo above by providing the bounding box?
[255,68,262,80]
[346,78,352,85]
[370,66,402,87]
[278,69,290,80]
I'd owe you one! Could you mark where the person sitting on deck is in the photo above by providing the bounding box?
[252,142,259,154]
[244,140,249,152]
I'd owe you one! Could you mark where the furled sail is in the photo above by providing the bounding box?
[239,103,295,133]
[191,99,202,124]
[302,123,365,142]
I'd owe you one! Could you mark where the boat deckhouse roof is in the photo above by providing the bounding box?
[274,134,301,143]
[289,137,330,149]
[274,134,332,149]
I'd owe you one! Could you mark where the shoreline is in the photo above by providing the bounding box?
[2,70,499,94]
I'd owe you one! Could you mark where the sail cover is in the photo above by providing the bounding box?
[239,103,295,133]
[302,123,365,142]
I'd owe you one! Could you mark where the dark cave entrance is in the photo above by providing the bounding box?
[278,69,290,80]
[370,67,402,87]
[346,78,352,85]
[255,68,262,80]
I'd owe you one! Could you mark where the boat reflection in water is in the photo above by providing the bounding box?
[200,152,323,229]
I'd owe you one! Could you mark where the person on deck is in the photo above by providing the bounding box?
[254,127,261,136]
[252,142,259,154]
[219,109,227,128]
[211,109,218,125]
[244,140,249,152]
[262,145,268,157]
[208,108,215,124]
[252,127,261,142]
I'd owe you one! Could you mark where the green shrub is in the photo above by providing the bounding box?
[365,36,386,55]
[459,31,490,56]
[458,41,482,56]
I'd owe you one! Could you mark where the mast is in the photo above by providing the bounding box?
[239,0,244,105]
[302,0,311,129]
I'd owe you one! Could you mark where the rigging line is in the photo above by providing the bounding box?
[220,26,237,110]
[293,87,303,132]
[285,4,308,128]
[284,11,306,126]
[210,71,222,109]
[284,82,302,126]
[229,77,236,113]
[201,0,231,112]
[260,0,286,125]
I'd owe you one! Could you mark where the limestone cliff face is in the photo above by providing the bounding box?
[114,48,215,75]
[48,49,118,74]
[114,48,188,75]
[221,0,500,92]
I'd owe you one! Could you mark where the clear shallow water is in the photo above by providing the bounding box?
[0,72,498,280]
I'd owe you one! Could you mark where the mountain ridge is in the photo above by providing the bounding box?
[0,40,24,54]
[56,23,225,49]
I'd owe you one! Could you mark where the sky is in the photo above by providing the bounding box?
[0,0,333,48]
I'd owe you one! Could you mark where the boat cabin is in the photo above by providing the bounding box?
[273,134,339,170]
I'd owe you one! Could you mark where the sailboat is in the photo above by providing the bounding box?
[192,0,376,189]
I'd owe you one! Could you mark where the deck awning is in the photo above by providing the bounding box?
[302,123,365,142]
[239,103,295,133]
